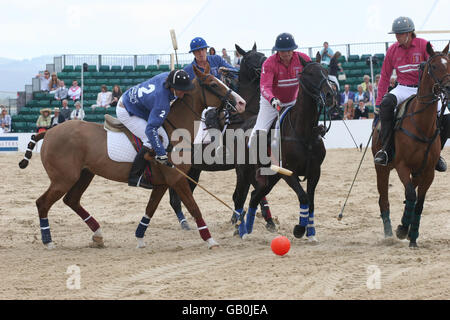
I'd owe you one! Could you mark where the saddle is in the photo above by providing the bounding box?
[375,95,416,132]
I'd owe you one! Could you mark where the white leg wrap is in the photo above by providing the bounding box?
[206,238,219,249]
[136,238,146,249]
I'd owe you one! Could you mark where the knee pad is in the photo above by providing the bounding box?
[380,93,397,120]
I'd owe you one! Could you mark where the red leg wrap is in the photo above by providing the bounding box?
[196,218,211,241]
[76,207,100,232]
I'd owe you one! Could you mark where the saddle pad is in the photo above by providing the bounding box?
[107,131,137,163]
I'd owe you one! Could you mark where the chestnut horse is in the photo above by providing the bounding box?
[372,42,449,248]
[19,65,246,249]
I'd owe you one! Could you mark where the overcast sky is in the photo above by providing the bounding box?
[0,0,449,60]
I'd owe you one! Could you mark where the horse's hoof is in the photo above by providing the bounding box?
[45,242,56,250]
[308,236,319,244]
[90,236,105,248]
[293,225,306,239]
[241,233,249,240]
[396,225,409,240]
[266,220,277,233]
[207,238,220,249]
[136,238,146,249]
[180,220,191,230]
[409,241,419,249]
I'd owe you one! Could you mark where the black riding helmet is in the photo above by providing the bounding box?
[273,32,298,52]
[165,70,194,91]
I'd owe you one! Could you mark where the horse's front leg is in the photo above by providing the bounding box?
[395,165,416,242]
[135,185,168,248]
[305,167,322,243]
[282,175,309,239]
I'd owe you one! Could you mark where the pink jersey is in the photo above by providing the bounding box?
[260,51,312,105]
[376,37,429,105]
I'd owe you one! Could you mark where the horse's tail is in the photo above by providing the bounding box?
[18,132,46,169]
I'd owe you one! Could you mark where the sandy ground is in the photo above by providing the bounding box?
[1,148,449,300]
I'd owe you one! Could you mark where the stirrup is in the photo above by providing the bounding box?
[374,150,388,166]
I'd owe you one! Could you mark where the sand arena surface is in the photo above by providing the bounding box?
[1,148,449,300]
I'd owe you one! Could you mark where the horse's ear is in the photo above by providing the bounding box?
[235,44,247,57]
[426,42,435,56]
[204,62,210,74]
[315,51,321,64]
[299,55,307,67]
[252,42,257,52]
[193,65,203,78]
[442,41,449,55]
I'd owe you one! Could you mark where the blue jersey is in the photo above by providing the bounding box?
[122,72,175,156]
[184,55,237,80]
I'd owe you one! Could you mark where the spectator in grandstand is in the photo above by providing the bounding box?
[36,108,52,132]
[354,85,369,104]
[53,80,68,101]
[331,83,340,107]
[68,80,81,102]
[360,75,371,92]
[50,107,65,127]
[184,37,236,80]
[0,106,11,133]
[233,50,242,69]
[366,83,376,106]
[354,100,369,119]
[48,72,59,92]
[91,84,112,109]
[222,48,231,64]
[388,75,397,92]
[209,47,216,55]
[70,101,85,121]
[374,74,381,99]
[320,42,334,66]
[60,99,72,120]
[328,51,343,91]
[36,70,51,91]
[344,99,355,120]
[111,85,122,107]
[340,84,355,106]
[329,105,343,120]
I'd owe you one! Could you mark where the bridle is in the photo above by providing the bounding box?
[298,62,334,135]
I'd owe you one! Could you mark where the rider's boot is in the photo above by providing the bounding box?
[128,146,153,189]
[374,94,397,166]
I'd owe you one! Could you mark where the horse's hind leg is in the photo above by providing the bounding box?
[36,184,68,249]
[62,169,103,247]
[172,178,219,248]
[282,175,310,239]
[376,166,393,238]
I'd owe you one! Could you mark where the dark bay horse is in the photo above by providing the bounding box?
[233,52,335,240]
[19,65,245,250]
[168,44,278,231]
[372,42,449,248]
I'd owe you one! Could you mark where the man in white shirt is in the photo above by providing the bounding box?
[36,70,51,91]
[68,80,81,101]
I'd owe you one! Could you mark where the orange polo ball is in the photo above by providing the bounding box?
[271,236,290,256]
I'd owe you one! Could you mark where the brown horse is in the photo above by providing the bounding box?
[19,65,246,250]
[372,42,449,248]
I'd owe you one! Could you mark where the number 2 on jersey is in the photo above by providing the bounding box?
[138,84,156,98]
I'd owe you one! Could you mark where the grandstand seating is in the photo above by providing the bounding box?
[11,64,169,132]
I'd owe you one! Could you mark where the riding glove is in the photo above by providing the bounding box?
[155,155,173,167]
[271,98,281,110]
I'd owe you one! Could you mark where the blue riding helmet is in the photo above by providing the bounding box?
[189,37,209,53]
[273,33,298,52]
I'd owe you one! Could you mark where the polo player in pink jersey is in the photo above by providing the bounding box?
[374,16,448,172]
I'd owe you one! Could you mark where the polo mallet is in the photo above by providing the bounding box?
[170,29,179,69]
[341,118,362,151]
[270,105,293,176]
[337,129,373,220]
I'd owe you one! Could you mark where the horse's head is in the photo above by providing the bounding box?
[191,64,246,113]
[422,42,450,97]
[298,51,335,107]
[235,43,267,82]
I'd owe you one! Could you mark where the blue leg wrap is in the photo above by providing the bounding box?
[246,207,257,234]
[135,216,151,238]
[235,209,247,238]
[39,218,52,244]
[306,211,316,237]
[176,211,186,222]
[299,204,309,227]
